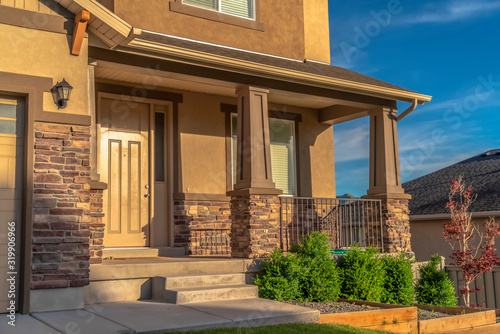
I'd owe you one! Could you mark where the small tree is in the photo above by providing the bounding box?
[443,177,500,307]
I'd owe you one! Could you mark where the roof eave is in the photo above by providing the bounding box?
[55,0,432,104]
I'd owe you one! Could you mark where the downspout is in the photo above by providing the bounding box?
[395,99,418,123]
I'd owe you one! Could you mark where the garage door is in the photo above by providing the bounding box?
[0,95,24,312]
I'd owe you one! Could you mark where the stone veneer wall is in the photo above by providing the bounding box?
[381,198,412,253]
[89,187,104,264]
[230,194,281,258]
[31,123,91,289]
[174,199,232,255]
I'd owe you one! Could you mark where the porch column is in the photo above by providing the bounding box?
[363,107,412,253]
[229,85,282,258]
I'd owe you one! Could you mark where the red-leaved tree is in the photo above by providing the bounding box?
[443,176,500,307]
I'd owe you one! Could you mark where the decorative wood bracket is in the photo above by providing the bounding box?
[71,10,90,56]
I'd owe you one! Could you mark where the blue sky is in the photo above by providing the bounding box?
[329,0,500,197]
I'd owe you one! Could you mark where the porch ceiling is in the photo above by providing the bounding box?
[94,61,352,110]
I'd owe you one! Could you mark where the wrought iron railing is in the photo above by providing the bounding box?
[280,197,383,252]
[189,228,231,256]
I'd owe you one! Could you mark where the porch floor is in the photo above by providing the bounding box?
[4,298,319,334]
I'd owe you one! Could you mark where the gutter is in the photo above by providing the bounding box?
[122,39,433,104]
[396,99,418,122]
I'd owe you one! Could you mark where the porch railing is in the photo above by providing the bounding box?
[280,197,384,252]
[189,228,231,256]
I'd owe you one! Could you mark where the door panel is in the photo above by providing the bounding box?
[100,98,150,247]
[0,96,23,312]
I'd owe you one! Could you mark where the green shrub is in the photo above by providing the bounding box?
[293,232,341,302]
[415,255,457,307]
[253,249,303,301]
[254,232,340,302]
[339,246,385,302]
[381,253,415,305]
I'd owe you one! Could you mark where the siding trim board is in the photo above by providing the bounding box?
[0,4,74,35]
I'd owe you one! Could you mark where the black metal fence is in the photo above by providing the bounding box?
[280,197,384,252]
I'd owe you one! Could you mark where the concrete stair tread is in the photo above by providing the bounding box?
[162,272,245,278]
[167,284,256,292]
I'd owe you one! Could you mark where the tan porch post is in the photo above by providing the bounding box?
[363,106,412,253]
[229,85,282,258]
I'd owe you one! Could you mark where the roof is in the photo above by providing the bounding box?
[54,0,432,104]
[139,32,413,93]
[403,149,500,215]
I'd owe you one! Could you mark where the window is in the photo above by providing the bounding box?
[231,115,296,195]
[184,0,254,19]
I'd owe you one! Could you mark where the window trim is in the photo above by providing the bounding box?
[221,103,301,195]
[170,0,265,31]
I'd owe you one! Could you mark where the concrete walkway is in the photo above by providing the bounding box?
[1,299,319,334]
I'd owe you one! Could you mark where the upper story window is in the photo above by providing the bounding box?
[184,0,254,19]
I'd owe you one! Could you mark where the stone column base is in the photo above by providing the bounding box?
[363,194,412,253]
[230,194,281,258]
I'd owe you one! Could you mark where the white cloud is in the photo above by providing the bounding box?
[333,120,370,162]
[401,0,500,25]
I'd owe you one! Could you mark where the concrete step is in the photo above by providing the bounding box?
[102,247,185,259]
[153,281,259,304]
[90,258,260,281]
[163,273,246,289]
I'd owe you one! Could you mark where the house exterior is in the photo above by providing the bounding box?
[404,149,500,263]
[0,0,431,314]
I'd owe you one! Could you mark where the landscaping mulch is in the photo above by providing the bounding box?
[282,301,451,320]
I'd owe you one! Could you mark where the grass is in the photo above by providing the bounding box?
[170,323,391,334]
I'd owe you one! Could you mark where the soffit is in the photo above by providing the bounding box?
[53,0,132,48]
[94,62,341,109]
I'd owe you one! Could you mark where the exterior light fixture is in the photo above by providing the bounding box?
[51,78,73,109]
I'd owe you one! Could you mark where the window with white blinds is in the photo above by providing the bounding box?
[184,0,254,19]
[231,115,296,195]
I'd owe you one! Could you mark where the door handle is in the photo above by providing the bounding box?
[144,193,150,198]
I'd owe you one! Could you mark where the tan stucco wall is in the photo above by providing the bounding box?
[112,0,313,61]
[0,23,89,115]
[411,217,500,264]
[177,93,336,197]
[177,92,231,195]
[303,0,331,63]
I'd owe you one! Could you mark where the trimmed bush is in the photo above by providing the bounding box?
[293,232,341,302]
[339,246,385,302]
[254,232,340,302]
[415,255,457,307]
[381,253,414,305]
[253,249,303,301]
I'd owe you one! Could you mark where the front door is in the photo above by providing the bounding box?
[100,98,150,247]
[0,95,24,312]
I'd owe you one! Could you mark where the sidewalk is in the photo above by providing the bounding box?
[1,298,319,334]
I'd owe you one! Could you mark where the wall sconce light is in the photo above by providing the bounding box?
[51,78,73,109]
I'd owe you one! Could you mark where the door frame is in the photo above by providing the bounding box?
[97,92,174,248]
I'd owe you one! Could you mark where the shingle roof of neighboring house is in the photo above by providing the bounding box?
[403,149,500,216]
